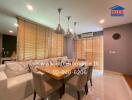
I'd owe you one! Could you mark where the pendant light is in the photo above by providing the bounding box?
[55,8,65,34]
[65,16,73,38]
[73,22,79,39]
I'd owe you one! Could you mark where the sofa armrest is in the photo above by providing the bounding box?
[0,71,7,88]
[0,71,8,100]
[0,64,5,71]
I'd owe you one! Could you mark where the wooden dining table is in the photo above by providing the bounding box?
[38,62,79,80]
[37,61,86,94]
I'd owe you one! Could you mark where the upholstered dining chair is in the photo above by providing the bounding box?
[66,65,93,100]
[87,65,93,87]
[32,69,62,100]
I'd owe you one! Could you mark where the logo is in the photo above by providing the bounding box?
[110,5,125,16]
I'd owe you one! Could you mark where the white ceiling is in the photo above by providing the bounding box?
[0,0,132,35]
[0,13,17,35]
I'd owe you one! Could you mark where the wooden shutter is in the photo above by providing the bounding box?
[36,26,45,59]
[75,36,103,70]
[57,34,64,56]
[75,39,82,59]
[17,19,25,60]
[82,38,87,59]
[17,18,64,60]
[51,32,57,57]
[24,22,36,60]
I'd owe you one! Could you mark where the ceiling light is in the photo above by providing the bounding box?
[73,22,79,39]
[27,4,33,11]
[9,30,13,33]
[99,19,105,24]
[14,23,18,27]
[55,8,65,34]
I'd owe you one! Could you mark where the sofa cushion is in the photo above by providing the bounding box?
[7,73,33,88]
[49,58,58,66]
[31,59,49,67]
[7,73,33,99]
[18,60,32,72]
[5,62,29,78]
[28,60,42,71]
[34,59,47,66]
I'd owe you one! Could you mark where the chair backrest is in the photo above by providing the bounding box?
[76,66,89,89]
[87,66,93,81]
[32,70,45,97]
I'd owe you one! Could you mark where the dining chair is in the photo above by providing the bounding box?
[32,69,62,100]
[66,65,93,100]
[87,65,93,87]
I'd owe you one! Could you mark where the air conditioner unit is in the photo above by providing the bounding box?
[81,32,93,38]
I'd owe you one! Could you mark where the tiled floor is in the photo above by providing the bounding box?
[25,70,132,100]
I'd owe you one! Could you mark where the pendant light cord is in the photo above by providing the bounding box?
[58,8,62,24]
[74,22,77,34]
[67,16,71,31]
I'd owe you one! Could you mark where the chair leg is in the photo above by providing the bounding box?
[77,91,80,100]
[41,98,44,100]
[59,88,62,99]
[85,83,88,94]
[33,91,36,100]
[90,78,92,86]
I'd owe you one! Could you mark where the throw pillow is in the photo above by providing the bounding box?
[5,62,29,78]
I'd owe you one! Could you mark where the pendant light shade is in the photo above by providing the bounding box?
[55,24,65,34]
[65,16,73,38]
[55,8,65,34]
[73,22,79,39]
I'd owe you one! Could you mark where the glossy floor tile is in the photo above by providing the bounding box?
[123,74,132,89]
[25,70,132,100]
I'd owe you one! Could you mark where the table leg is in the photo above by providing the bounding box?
[62,82,65,94]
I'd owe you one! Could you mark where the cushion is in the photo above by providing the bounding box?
[43,59,49,66]
[7,73,33,99]
[28,60,43,72]
[7,73,33,88]
[49,58,58,66]
[32,59,49,66]
[5,62,29,78]
[18,60,32,72]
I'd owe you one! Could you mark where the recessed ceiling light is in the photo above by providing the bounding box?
[27,4,33,11]
[9,30,13,33]
[14,23,18,27]
[99,19,105,24]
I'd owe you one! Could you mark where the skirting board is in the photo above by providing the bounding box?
[104,70,123,76]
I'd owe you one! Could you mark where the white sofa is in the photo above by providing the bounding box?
[0,64,33,100]
[0,56,68,100]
